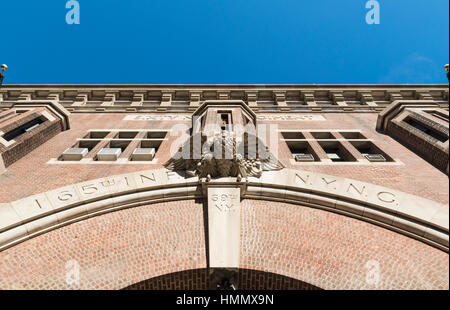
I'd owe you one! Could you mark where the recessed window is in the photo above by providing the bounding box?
[218,111,233,131]
[405,118,448,143]
[116,131,138,139]
[424,110,449,123]
[282,130,394,165]
[85,131,110,139]
[310,132,335,140]
[57,129,168,163]
[350,141,394,162]
[286,140,319,162]
[3,118,44,141]
[319,141,356,162]
[109,140,132,152]
[146,131,167,139]
[339,131,366,139]
[282,132,306,139]
[78,140,101,151]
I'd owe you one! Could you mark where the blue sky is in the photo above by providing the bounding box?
[0,0,448,84]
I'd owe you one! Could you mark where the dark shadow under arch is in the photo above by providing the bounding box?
[122,268,322,290]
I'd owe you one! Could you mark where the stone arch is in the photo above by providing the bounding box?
[123,268,322,290]
[1,168,448,253]
[0,198,448,290]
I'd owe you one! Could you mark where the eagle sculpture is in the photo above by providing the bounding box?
[164,130,284,181]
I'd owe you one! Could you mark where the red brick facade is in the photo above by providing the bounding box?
[0,85,448,290]
[0,200,447,290]
[0,112,448,204]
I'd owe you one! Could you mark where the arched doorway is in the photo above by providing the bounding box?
[123,268,322,290]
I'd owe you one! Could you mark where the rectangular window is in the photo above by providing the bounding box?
[109,140,132,152]
[350,141,394,162]
[146,131,167,139]
[281,132,306,139]
[84,131,110,139]
[310,132,335,140]
[218,111,233,131]
[58,129,168,163]
[405,118,448,143]
[425,110,449,123]
[116,131,138,139]
[318,141,356,162]
[285,140,319,162]
[78,140,101,151]
[3,118,44,141]
[339,131,366,139]
[281,130,395,164]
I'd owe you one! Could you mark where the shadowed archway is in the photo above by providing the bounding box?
[122,268,322,290]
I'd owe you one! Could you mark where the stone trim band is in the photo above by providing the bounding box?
[0,168,448,254]
[1,85,448,113]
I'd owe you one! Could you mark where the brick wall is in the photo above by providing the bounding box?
[0,108,63,167]
[0,113,448,204]
[0,200,447,290]
[387,118,448,173]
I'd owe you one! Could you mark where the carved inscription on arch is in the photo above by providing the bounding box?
[292,172,400,209]
[211,193,239,212]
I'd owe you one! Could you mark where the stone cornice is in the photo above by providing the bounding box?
[1,85,448,113]
[2,84,449,88]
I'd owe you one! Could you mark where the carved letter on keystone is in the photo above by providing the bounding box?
[207,187,241,268]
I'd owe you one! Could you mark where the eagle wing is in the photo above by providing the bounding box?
[164,134,201,172]
[236,135,285,177]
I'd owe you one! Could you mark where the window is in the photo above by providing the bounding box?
[339,131,366,139]
[116,131,138,139]
[424,110,449,123]
[319,141,356,162]
[350,141,394,162]
[58,130,168,163]
[405,118,448,143]
[218,111,233,131]
[281,132,306,139]
[281,130,394,164]
[310,132,335,140]
[3,118,44,141]
[284,140,319,162]
[84,131,110,139]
